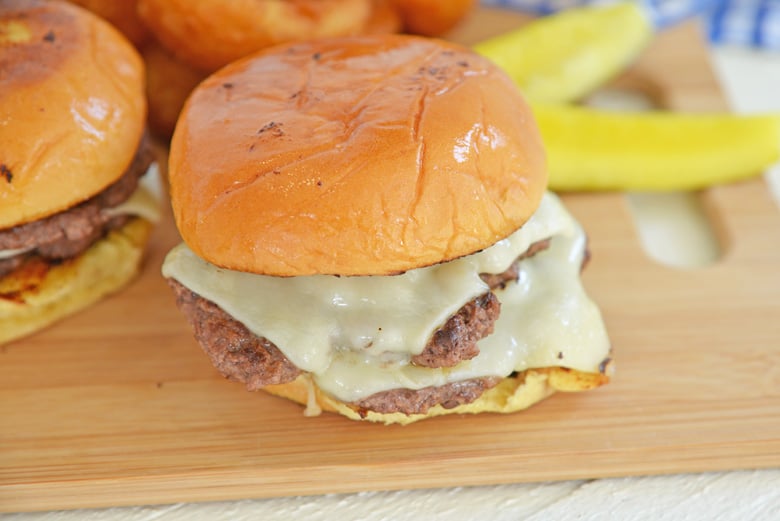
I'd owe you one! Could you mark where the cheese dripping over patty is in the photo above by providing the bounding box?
[162,192,610,403]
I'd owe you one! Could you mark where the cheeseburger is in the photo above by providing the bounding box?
[163,35,611,424]
[0,0,160,344]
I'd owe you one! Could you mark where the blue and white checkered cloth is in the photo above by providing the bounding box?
[707,0,780,47]
[480,0,780,49]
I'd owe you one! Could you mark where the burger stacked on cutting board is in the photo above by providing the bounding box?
[162,36,612,424]
[0,0,160,345]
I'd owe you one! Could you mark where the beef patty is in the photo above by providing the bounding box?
[167,239,552,415]
[0,135,154,277]
[353,376,503,416]
[168,278,303,390]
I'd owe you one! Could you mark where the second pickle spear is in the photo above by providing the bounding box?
[473,2,653,104]
[474,3,780,191]
[535,104,780,191]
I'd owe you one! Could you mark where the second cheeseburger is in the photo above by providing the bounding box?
[1,0,159,345]
[162,35,612,424]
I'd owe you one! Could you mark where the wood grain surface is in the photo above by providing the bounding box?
[2,9,779,513]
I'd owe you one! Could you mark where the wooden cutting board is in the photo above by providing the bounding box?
[2,9,779,513]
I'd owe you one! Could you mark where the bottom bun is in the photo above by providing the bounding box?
[0,218,154,345]
[264,366,610,425]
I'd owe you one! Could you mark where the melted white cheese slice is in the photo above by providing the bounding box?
[162,192,611,403]
[103,162,163,223]
[0,163,161,260]
[0,246,33,260]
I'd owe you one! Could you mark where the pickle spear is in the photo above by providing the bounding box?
[535,104,780,191]
[473,2,652,104]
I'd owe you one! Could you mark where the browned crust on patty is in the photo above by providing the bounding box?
[411,291,500,368]
[411,238,551,369]
[168,278,302,388]
[352,376,503,416]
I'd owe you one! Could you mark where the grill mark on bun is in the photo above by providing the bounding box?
[0,164,12,184]
[0,1,77,86]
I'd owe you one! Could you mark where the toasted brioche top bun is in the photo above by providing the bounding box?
[0,0,146,230]
[169,35,547,277]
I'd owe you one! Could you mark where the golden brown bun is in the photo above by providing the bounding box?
[140,0,397,138]
[0,218,154,345]
[65,0,150,47]
[0,0,146,230]
[388,0,477,36]
[265,368,610,425]
[143,41,207,140]
[365,0,403,35]
[169,35,547,277]
[137,0,373,73]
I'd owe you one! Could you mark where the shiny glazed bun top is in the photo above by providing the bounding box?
[169,35,547,277]
[0,0,146,230]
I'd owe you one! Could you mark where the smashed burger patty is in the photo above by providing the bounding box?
[167,240,552,414]
[0,137,153,277]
